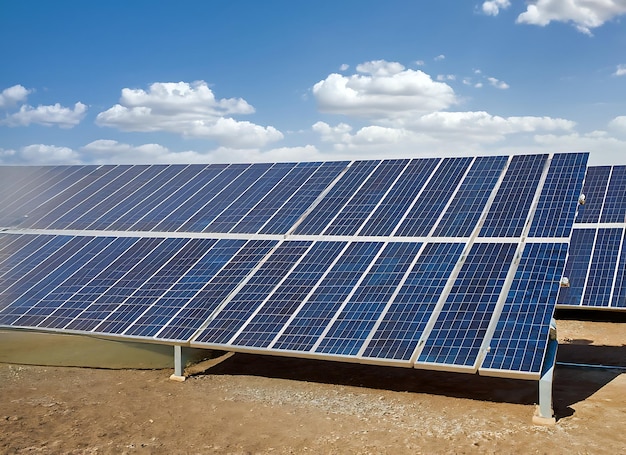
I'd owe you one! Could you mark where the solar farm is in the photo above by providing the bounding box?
[0,151,624,428]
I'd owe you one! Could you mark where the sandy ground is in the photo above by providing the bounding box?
[1,316,625,454]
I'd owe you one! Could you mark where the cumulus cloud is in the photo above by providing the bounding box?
[339,63,350,71]
[0,144,81,165]
[516,0,626,35]
[434,54,446,61]
[312,60,457,120]
[615,64,626,76]
[482,0,511,16]
[96,81,283,148]
[3,102,87,128]
[608,116,626,132]
[0,85,31,108]
[487,77,510,89]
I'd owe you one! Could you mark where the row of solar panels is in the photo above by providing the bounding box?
[0,154,587,239]
[0,233,566,379]
[0,152,590,381]
[557,165,626,310]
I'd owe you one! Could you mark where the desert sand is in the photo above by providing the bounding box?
[1,315,625,454]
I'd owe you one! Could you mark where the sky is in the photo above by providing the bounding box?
[1,0,626,166]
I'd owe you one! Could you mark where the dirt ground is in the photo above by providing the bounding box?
[1,314,625,454]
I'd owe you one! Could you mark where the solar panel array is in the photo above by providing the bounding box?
[557,165,626,310]
[0,152,588,379]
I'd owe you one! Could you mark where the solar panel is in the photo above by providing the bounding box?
[0,152,589,391]
[557,165,626,311]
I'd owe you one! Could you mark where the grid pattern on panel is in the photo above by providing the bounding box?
[0,235,73,311]
[151,164,244,232]
[528,153,588,238]
[156,240,277,342]
[433,156,507,237]
[0,237,108,326]
[20,166,128,230]
[231,241,347,348]
[481,243,567,374]
[293,161,380,235]
[394,157,473,237]
[575,166,611,223]
[600,166,626,223]
[60,237,172,332]
[230,163,320,234]
[70,166,171,229]
[322,160,409,236]
[479,154,547,238]
[27,237,143,329]
[0,167,46,213]
[359,158,439,237]
[177,163,271,232]
[68,165,182,230]
[557,228,595,306]
[89,238,208,335]
[362,242,465,361]
[193,241,312,345]
[611,229,626,308]
[582,228,623,307]
[203,163,296,233]
[315,242,423,356]
[124,239,246,338]
[0,166,88,228]
[417,242,517,367]
[259,161,349,235]
[270,241,383,352]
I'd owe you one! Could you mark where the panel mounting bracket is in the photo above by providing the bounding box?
[533,319,558,425]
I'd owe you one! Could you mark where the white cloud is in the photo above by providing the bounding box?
[415,60,425,66]
[0,85,31,108]
[608,115,626,132]
[339,63,350,71]
[0,144,81,164]
[96,81,283,148]
[434,55,445,61]
[312,60,457,120]
[2,102,87,128]
[516,0,626,35]
[487,77,510,89]
[615,64,626,76]
[437,74,456,81]
[482,0,511,16]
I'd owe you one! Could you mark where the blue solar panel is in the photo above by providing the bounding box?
[394,157,473,237]
[315,242,423,356]
[433,156,507,237]
[528,153,588,238]
[293,161,380,235]
[600,166,626,223]
[0,236,111,326]
[557,228,595,306]
[193,241,312,345]
[358,158,439,236]
[480,242,568,375]
[417,242,517,368]
[480,154,547,238]
[203,163,296,233]
[611,229,626,308]
[582,228,622,307]
[156,239,277,341]
[259,161,349,235]
[231,241,347,348]
[322,160,409,236]
[362,242,464,361]
[575,166,611,223]
[270,241,383,352]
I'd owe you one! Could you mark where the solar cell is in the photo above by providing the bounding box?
[362,242,465,361]
[416,242,517,369]
[479,154,547,238]
[600,166,626,223]
[582,228,623,307]
[480,242,568,376]
[575,166,611,224]
[556,228,595,307]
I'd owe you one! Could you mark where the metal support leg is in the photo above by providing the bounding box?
[533,319,558,425]
[169,345,186,382]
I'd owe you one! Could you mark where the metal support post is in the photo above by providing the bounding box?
[533,319,558,425]
[169,345,187,382]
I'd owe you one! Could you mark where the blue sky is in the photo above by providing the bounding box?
[1,0,626,165]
